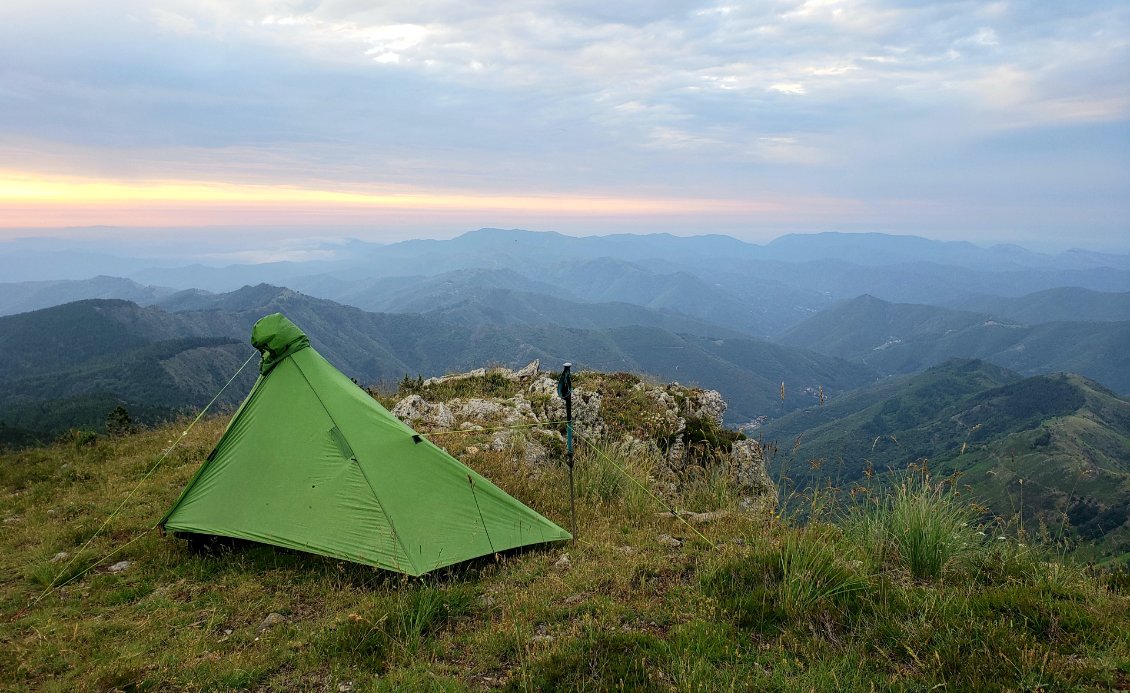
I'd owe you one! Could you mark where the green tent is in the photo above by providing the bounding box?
[160,313,569,576]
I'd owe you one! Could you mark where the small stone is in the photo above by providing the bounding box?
[259,612,289,631]
[50,551,69,564]
[108,560,132,573]
[554,554,572,571]
[656,534,683,548]
[338,682,355,692]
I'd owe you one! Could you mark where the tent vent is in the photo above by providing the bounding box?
[328,426,356,461]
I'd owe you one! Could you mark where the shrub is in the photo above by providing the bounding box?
[105,406,134,437]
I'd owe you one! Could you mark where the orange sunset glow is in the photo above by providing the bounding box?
[0,171,841,229]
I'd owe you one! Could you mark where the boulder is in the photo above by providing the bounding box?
[454,398,505,421]
[731,439,777,513]
[685,388,727,426]
[515,359,540,380]
[391,395,455,429]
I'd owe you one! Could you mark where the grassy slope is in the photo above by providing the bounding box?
[2,417,1129,691]
[762,362,1130,562]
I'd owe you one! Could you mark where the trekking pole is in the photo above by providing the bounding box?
[557,363,576,544]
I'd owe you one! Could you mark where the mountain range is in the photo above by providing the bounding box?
[776,294,1130,393]
[0,285,875,442]
[5,228,1130,339]
[2,228,1128,558]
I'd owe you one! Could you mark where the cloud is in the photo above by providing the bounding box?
[0,0,1126,245]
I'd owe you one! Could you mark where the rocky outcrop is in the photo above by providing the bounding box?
[391,395,455,429]
[389,365,776,513]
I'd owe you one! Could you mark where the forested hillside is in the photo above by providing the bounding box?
[0,288,875,441]
[760,359,1130,561]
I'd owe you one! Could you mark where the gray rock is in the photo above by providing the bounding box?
[258,612,289,631]
[489,432,510,451]
[656,534,683,548]
[686,388,727,426]
[731,439,777,513]
[515,359,540,380]
[454,398,505,421]
[521,437,549,466]
[423,368,486,386]
[392,395,455,429]
[50,551,69,564]
[108,560,131,573]
[554,554,572,571]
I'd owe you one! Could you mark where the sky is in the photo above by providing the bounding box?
[0,0,1128,251]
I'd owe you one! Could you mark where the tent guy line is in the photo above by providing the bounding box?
[33,349,260,605]
[159,313,570,576]
[419,420,569,437]
[576,430,718,550]
[33,312,723,599]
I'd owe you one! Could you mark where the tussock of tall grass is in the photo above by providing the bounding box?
[843,470,979,581]
[703,525,869,629]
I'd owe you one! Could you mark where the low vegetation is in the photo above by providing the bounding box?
[2,413,1129,691]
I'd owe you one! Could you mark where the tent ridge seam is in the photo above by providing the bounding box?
[291,356,418,574]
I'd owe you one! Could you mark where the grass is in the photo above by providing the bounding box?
[842,470,979,580]
[1,416,1128,691]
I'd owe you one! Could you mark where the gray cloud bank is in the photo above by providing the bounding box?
[0,0,1127,247]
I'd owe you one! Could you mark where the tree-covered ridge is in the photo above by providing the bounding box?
[0,289,875,443]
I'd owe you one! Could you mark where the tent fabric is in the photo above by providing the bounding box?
[160,313,570,576]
